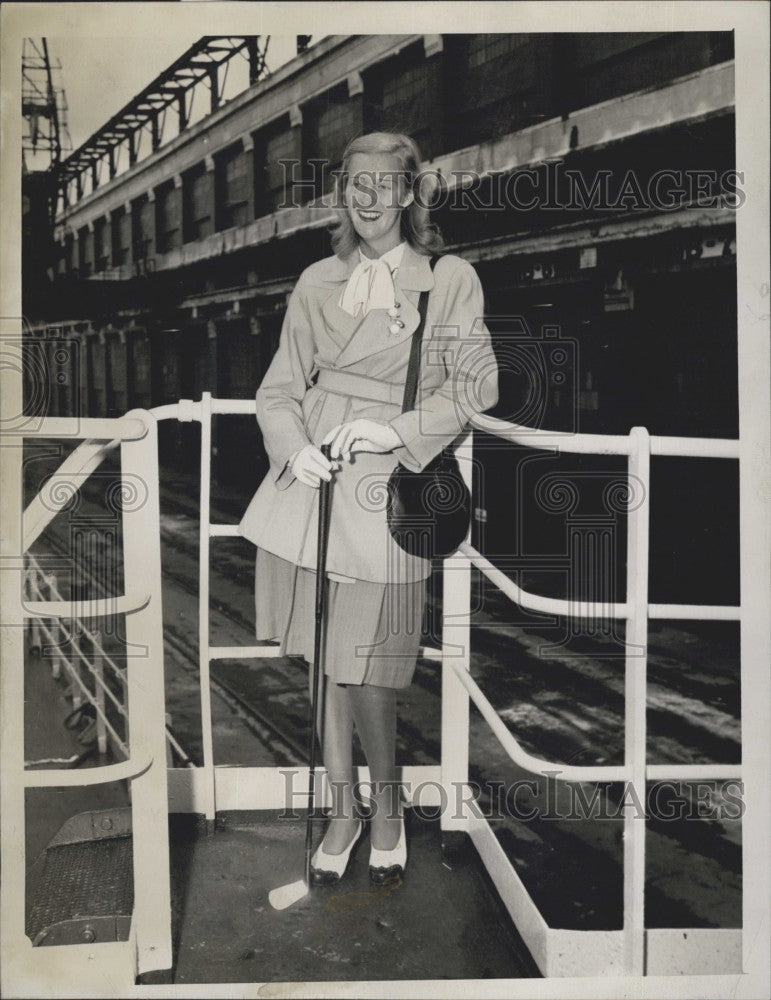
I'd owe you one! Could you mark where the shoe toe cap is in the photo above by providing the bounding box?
[311,868,341,886]
[369,864,404,886]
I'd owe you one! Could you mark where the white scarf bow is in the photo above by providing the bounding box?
[338,245,404,318]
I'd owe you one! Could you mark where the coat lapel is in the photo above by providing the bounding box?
[315,251,362,351]
[330,244,437,369]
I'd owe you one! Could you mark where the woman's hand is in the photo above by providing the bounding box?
[289,444,340,488]
[322,419,402,461]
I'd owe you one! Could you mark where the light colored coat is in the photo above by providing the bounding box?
[238,243,498,583]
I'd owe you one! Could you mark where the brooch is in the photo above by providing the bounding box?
[388,302,405,336]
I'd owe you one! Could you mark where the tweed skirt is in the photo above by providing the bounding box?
[254,547,427,688]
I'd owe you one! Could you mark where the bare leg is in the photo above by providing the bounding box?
[348,684,402,851]
[316,677,360,854]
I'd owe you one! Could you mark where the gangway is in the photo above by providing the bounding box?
[1,391,758,992]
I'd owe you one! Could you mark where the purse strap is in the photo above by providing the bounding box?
[400,254,440,414]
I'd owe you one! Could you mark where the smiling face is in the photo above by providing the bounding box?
[343,151,414,258]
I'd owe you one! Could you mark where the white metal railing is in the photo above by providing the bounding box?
[154,393,743,977]
[7,410,172,985]
[20,395,289,827]
[25,555,192,766]
[156,395,448,819]
[27,556,127,758]
[435,415,742,977]
[13,396,744,982]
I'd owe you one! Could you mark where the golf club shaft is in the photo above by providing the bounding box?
[304,442,333,886]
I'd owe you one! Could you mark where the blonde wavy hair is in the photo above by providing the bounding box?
[328,131,444,258]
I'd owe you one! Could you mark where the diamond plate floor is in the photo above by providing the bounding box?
[26,836,133,944]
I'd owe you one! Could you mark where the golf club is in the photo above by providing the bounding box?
[269,442,334,910]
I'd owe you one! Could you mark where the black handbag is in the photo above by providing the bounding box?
[386,255,472,559]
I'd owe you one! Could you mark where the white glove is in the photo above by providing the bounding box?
[289,444,340,488]
[322,419,402,461]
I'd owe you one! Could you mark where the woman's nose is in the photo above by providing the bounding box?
[352,184,377,208]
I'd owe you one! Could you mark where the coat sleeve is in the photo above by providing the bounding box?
[388,259,499,472]
[255,273,316,490]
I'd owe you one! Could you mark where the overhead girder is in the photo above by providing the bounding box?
[57,35,269,201]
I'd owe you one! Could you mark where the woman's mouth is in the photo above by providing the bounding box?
[356,210,382,222]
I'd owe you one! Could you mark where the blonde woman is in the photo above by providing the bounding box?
[239,131,498,885]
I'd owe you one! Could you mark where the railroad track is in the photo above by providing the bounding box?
[28,458,742,772]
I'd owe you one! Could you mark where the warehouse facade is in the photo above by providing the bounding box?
[27,32,737,502]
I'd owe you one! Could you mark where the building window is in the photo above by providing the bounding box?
[564,32,732,112]
[58,236,71,275]
[364,42,443,161]
[132,194,154,264]
[445,34,557,150]
[303,82,362,200]
[130,332,152,408]
[465,33,523,68]
[256,119,296,214]
[77,225,92,277]
[111,207,131,266]
[156,180,181,254]
[66,233,77,272]
[216,142,252,231]
[183,163,214,242]
[88,337,108,415]
[93,217,109,272]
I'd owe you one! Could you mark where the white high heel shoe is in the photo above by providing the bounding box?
[369,818,406,885]
[310,820,364,885]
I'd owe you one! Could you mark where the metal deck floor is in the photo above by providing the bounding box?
[168,811,540,984]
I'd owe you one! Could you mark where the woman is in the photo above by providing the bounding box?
[239,131,498,886]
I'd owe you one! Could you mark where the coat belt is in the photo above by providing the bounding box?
[314,368,404,406]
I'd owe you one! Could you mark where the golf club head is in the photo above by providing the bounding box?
[269,878,309,911]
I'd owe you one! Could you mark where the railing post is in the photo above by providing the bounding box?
[120,410,172,976]
[623,426,650,975]
[440,431,473,834]
[198,392,217,826]
[165,713,174,769]
[28,568,42,655]
[46,573,66,683]
[94,657,107,755]
[30,616,42,656]
[1,367,29,975]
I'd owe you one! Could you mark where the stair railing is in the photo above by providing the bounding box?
[3,412,172,988]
